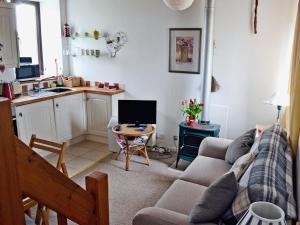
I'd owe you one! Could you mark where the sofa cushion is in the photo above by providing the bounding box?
[133,207,218,225]
[180,155,231,186]
[225,129,256,164]
[155,179,207,215]
[222,124,297,225]
[228,151,257,181]
[190,172,238,223]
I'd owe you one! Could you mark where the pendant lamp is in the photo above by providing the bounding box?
[163,0,194,11]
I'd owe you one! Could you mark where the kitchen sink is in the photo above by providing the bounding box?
[44,87,74,93]
[28,87,74,97]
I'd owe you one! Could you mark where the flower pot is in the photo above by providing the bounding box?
[187,119,197,127]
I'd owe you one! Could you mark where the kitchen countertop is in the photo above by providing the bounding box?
[12,86,125,107]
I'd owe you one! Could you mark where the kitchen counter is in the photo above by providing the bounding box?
[12,86,125,107]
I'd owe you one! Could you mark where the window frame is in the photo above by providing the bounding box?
[12,0,44,73]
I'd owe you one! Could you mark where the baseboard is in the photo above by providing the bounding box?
[86,134,108,144]
[67,135,86,146]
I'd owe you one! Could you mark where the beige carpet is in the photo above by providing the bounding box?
[46,151,182,225]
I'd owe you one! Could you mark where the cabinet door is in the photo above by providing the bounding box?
[87,94,111,136]
[54,93,86,142]
[0,4,18,68]
[15,100,57,147]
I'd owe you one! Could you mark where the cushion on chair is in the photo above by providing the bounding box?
[155,179,207,215]
[180,155,231,186]
[25,215,35,225]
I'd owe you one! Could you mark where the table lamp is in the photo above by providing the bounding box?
[265,92,289,121]
[237,202,285,225]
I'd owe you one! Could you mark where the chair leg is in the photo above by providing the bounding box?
[115,148,122,160]
[35,204,43,225]
[61,162,69,177]
[143,147,151,166]
[41,207,49,225]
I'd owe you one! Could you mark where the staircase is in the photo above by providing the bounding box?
[0,98,109,225]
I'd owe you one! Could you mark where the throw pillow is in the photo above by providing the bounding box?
[228,152,257,181]
[225,129,256,164]
[189,172,238,223]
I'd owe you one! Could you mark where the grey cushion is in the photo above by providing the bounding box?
[133,207,218,225]
[189,172,238,223]
[156,179,207,215]
[225,129,256,164]
[180,155,231,187]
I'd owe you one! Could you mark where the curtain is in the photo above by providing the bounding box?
[288,1,300,155]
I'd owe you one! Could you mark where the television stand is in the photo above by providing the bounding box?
[127,124,147,128]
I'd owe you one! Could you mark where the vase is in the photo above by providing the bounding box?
[237,202,285,225]
[186,115,197,127]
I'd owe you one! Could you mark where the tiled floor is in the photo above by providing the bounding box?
[44,140,112,177]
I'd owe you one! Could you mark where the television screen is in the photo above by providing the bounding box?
[118,100,157,125]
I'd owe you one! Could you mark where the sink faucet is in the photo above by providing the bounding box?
[35,79,42,93]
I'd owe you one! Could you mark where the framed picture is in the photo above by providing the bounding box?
[169,28,202,74]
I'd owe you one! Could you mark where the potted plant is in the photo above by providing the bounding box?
[181,99,204,127]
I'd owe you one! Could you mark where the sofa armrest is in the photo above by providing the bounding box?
[198,137,233,160]
[133,207,217,225]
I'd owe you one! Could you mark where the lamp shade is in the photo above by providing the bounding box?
[238,202,285,225]
[163,0,194,11]
[265,92,290,107]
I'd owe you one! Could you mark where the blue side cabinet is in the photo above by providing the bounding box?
[176,122,220,168]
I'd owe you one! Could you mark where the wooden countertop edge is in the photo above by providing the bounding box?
[12,88,125,107]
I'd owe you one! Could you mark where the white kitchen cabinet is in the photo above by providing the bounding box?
[54,93,86,143]
[16,100,57,147]
[86,94,112,137]
[0,3,18,68]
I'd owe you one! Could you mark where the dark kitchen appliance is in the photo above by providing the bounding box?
[16,57,40,81]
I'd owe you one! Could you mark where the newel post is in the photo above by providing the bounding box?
[86,171,109,225]
[0,99,25,224]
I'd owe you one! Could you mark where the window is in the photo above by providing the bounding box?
[14,1,43,72]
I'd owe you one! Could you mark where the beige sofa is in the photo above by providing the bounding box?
[133,137,233,225]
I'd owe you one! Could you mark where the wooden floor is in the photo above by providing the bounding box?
[44,141,112,177]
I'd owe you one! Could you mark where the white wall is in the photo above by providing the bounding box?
[66,0,297,147]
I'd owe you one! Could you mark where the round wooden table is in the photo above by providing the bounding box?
[112,124,155,171]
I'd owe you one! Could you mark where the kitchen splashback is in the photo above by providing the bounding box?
[0,68,16,83]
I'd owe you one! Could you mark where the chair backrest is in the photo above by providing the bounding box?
[29,135,68,176]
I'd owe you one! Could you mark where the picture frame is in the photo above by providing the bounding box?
[169,28,202,74]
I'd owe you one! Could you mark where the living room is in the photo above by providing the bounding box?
[0,0,300,225]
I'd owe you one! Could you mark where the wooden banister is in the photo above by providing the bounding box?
[86,172,109,225]
[0,99,109,225]
[0,99,25,225]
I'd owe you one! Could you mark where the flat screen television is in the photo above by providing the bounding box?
[118,100,157,127]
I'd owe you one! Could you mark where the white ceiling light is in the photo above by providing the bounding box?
[163,0,195,11]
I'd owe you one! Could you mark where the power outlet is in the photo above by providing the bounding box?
[173,135,178,141]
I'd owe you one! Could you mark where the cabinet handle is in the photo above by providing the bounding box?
[56,103,59,108]
[0,57,2,63]
[19,112,22,117]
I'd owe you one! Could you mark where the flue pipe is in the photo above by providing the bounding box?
[201,0,216,124]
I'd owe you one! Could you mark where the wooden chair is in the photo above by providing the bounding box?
[23,135,68,225]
